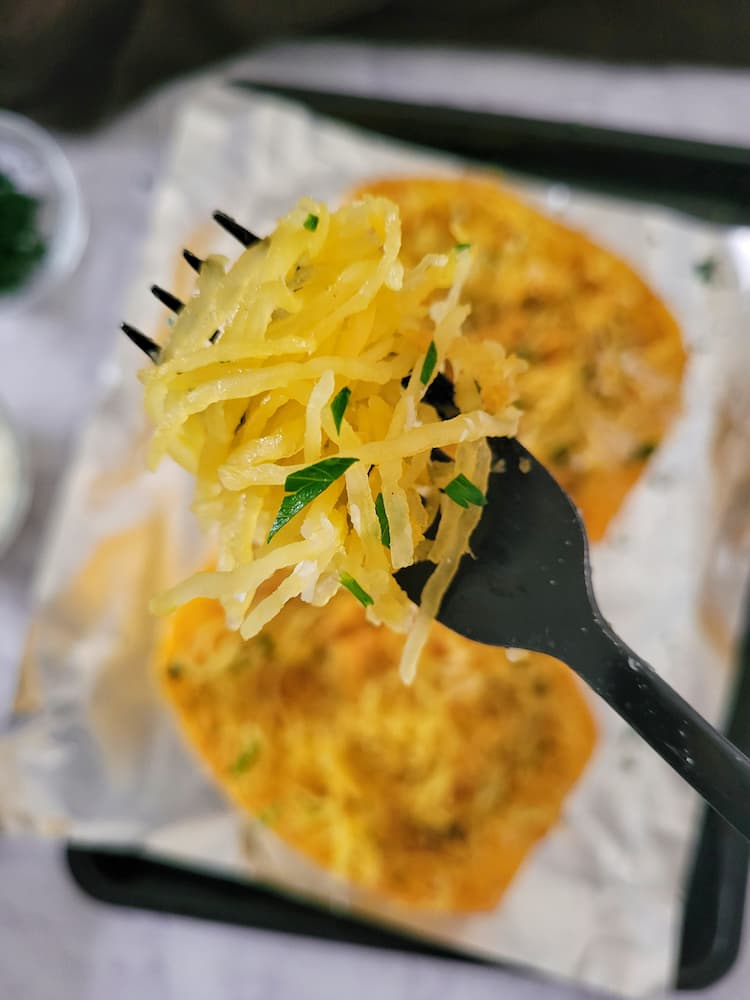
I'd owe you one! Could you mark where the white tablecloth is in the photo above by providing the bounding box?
[1,42,749,1000]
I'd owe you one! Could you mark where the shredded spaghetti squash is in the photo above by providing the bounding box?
[141,197,522,680]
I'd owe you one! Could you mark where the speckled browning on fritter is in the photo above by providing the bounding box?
[157,593,596,912]
[351,175,686,540]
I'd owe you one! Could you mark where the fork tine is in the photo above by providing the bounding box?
[121,322,160,362]
[151,285,184,313]
[170,262,222,342]
[183,248,203,273]
[212,210,260,247]
[124,214,258,363]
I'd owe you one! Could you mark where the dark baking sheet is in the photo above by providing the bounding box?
[68,85,750,992]
[240,83,750,225]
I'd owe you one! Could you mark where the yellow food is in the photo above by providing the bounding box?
[351,175,687,540]
[157,592,597,912]
[147,175,682,913]
[142,196,521,680]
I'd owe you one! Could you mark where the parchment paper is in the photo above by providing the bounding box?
[2,81,750,998]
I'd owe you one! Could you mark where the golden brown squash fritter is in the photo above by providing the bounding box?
[351,175,686,540]
[157,593,596,912]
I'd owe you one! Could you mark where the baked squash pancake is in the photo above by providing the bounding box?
[351,175,687,540]
[157,591,596,912]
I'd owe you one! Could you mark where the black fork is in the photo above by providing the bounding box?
[121,213,750,842]
[121,211,260,361]
[397,437,750,843]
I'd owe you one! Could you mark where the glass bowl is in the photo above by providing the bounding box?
[0,110,87,313]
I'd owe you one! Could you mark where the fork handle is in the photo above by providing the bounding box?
[568,619,750,842]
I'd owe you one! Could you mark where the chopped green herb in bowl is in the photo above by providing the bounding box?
[0,172,46,293]
[0,110,86,311]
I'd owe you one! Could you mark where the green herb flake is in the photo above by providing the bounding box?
[303,213,319,232]
[167,662,184,680]
[444,473,487,509]
[550,443,571,465]
[229,740,260,776]
[301,793,324,815]
[258,803,280,825]
[632,440,657,462]
[455,242,471,251]
[267,488,323,541]
[267,456,358,541]
[340,571,374,608]
[284,456,358,492]
[229,657,251,676]
[420,340,438,385]
[331,385,351,433]
[0,173,46,293]
[374,492,391,548]
[515,347,537,363]
[257,633,276,658]
[694,257,717,284]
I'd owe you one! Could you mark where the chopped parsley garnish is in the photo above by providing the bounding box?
[267,457,358,541]
[258,803,280,825]
[229,740,260,775]
[167,662,184,680]
[330,385,351,433]
[515,347,537,363]
[632,440,657,461]
[374,492,391,547]
[550,443,571,465]
[0,172,46,293]
[303,213,319,231]
[444,473,487,509]
[340,571,374,607]
[455,242,471,251]
[420,340,438,385]
[284,457,357,492]
[694,256,717,284]
[257,633,276,658]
